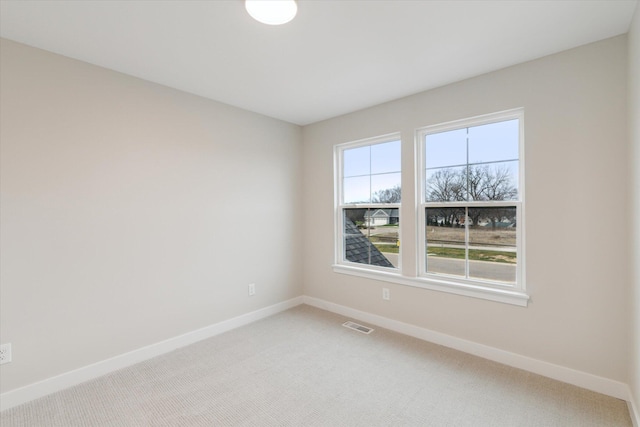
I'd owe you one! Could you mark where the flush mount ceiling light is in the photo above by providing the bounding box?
[245,0,297,25]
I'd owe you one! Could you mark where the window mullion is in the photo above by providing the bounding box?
[464,206,469,279]
[367,207,372,265]
[368,145,372,203]
[465,128,470,279]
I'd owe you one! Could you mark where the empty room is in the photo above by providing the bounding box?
[1,0,639,425]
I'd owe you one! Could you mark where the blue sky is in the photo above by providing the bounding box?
[343,140,401,203]
[342,119,519,204]
[425,119,519,168]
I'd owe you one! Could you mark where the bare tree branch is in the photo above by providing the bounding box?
[372,185,401,203]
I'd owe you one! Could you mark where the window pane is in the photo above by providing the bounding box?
[468,207,517,284]
[344,145,370,177]
[371,140,401,174]
[467,161,519,201]
[343,176,370,204]
[425,128,467,169]
[468,119,518,165]
[425,208,466,278]
[371,172,401,203]
[425,166,467,202]
[344,209,398,268]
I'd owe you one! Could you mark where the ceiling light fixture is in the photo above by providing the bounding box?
[245,0,297,26]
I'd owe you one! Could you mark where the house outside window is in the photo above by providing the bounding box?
[334,134,401,270]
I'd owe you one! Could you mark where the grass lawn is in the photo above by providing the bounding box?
[427,247,516,263]
[374,244,399,254]
[373,243,515,262]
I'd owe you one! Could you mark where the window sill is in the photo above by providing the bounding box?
[332,264,529,307]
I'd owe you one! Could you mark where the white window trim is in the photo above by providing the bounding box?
[415,108,527,304]
[332,263,529,306]
[332,110,528,307]
[334,133,402,272]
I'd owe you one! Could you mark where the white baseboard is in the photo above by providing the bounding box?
[0,296,304,411]
[629,389,640,427]
[3,294,636,424]
[303,296,631,403]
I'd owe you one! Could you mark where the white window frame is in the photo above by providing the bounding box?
[333,133,402,274]
[332,110,528,307]
[416,108,527,304]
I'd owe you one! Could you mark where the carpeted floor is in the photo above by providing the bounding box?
[0,305,633,426]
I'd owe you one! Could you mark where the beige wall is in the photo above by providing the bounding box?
[0,39,303,393]
[302,36,629,382]
[629,3,640,416]
[0,28,635,403]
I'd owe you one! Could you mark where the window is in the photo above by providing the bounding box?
[333,109,527,306]
[418,109,525,295]
[335,134,401,270]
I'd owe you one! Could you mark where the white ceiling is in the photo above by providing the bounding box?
[0,0,637,125]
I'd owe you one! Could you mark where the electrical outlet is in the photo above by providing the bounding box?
[382,288,390,301]
[0,343,12,365]
[248,283,255,296]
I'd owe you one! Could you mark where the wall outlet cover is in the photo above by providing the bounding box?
[0,343,12,365]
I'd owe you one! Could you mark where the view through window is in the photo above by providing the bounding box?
[421,114,521,286]
[339,137,401,269]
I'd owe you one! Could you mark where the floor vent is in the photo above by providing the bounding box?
[342,321,374,334]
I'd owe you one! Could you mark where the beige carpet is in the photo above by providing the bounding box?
[0,305,632,426]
